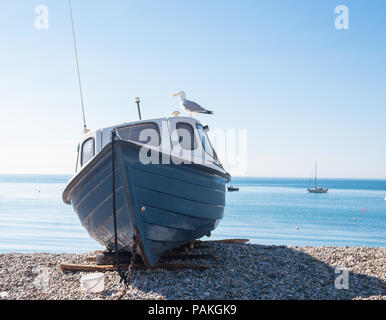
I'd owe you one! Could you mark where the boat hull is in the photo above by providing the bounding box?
[63,141,229,266]
[307,188,328,193]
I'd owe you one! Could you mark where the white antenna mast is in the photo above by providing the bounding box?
[68,0,89,133]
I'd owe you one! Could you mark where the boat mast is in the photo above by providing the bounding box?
[315,162,317,189]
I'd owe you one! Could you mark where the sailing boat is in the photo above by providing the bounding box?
[307,163,328,193]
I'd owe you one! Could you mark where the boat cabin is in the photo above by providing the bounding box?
[74,116,225,175]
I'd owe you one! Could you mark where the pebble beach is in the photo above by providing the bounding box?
[0,242,385,300]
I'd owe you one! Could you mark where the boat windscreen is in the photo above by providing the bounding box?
[176,122,197,150]
[117,123,160,147]
[196,124,216,159]
[81,138,95,166]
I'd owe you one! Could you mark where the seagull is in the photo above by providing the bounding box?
[173,91,213,116]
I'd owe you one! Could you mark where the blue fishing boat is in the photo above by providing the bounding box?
[62,116,230,266]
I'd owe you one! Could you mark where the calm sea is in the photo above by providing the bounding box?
[0,175,385,253]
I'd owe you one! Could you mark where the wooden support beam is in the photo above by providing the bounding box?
[81,239,246,269]
[85,256,96,262]
[86,253,217,264]
[60,262,222,273]
[61,263,142,272]
[169,239,250,254]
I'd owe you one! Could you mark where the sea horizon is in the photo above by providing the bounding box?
[1,173,386,182]
[0,174,385,254]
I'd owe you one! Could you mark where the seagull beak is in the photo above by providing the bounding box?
[173,93,178,97]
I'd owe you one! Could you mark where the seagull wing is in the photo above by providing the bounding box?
[183,99,213,114]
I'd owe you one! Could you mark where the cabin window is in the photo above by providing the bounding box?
[81,138,95,166]
[117,123,160,147]
[176,122,197,150]
[196,124,216,159]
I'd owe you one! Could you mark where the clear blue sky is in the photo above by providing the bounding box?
[0,0,385,178]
